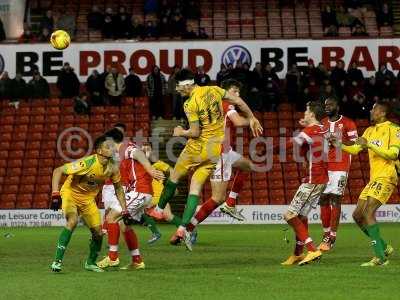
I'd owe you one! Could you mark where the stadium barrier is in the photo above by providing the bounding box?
[1,205,399,227]
[0,38,399,82]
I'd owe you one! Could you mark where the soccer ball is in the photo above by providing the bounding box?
[50,30,70,50]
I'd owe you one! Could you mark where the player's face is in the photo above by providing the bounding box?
[176,83,191,97]
[227,86,240,97]
[141,144,152,159]
[97,140,116,162]
[303,106,314,124]
[325,99,338,117]
[370,104,385,122]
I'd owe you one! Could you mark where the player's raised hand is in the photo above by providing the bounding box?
[249,117,263,137]
[150,168,165,181]
[173,126,184,137]
[355,137,368,148]
[121,210,135,226]
[50,191,62,211]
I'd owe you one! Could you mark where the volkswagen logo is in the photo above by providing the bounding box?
[221,45,252,67]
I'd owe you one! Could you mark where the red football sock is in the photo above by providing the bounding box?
[186,223,195,232]
[226,171,248,207]
[123,228,142,263]
[191,198,219,226]
[107,223,120,260]
[294,237,305,256]
[287,216,316,252]
[330,205,341,238]
[320,204,331,235]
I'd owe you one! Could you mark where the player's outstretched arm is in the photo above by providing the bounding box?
[367,144,399,160]
[113,181,127,210]
[341,144,363,155]
[229,111,250,127]
[223,91,263,137]
[130,148,165,181]
[50,166,65,210]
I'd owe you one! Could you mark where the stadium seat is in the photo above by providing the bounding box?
[3,184,18,194]
[269,190,286,204]
[0,125,13,133]
[16,194,33,208]
[8,151,24,159]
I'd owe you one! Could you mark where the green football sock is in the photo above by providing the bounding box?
[366,224,385,261]
[169,215,182,228]
[54,227,73,262]
[182,194,200,226]
[87,235,103,265]
[142,214,160,235]
[361,225,387,249]
[158,180,178,209]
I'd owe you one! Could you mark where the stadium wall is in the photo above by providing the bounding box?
[0,38,399,82]
[1,205,399,227]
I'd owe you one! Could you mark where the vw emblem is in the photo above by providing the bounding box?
[221,45,252,67]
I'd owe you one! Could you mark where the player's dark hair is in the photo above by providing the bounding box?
[94,135,107,150]
[307,101,326,121]
[104,128,124,143]
[175,68,195,82]
[376,99,391,115]
[325,97,339,105]
[113,122,127,131]
[221,78,242,90]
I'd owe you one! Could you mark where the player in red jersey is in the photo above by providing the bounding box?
[97,142,164,270]
[282,101,328,266]
[184,79,255,243]
[318,98,358,251]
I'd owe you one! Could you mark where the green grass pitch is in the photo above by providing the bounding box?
[0,224,399,300]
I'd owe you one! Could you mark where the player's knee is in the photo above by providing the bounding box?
[66,217,78,230]
[319,195,329,206]
[352,210,363,223]
[106,209,120,223]
[284,211,296,221]
[90,227,103,240]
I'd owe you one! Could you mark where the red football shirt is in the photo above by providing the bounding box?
[222,100,237,153]
[293,124,329,184]
[322,115,358,172]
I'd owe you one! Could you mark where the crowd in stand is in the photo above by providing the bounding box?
[321,1,393,37]
[1,58,399,121]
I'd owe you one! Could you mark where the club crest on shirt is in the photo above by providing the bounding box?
[370,140,382,147]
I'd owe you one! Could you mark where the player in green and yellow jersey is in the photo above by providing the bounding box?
[50,135,133,272]
[331,101,399,266]
[148,68,262,249]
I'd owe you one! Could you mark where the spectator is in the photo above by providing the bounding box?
[352,24,368,36]
[344,0,362,9]
[168,66,184,120]
[102,14,115,39]
[74,93,91,115]
[216,64,230,85]
[347,61,364,85]
[146,66,167,119]
[194,66,211,86]
[263,78,280,112]
[319,84,336,102]
[263,63,280,86]
[301,59,317,84]
[315,62,329,85]
[85,70,104,106]
[125,68,142,97]
[159,17,171,37]
[336,5,353,27]
[105,66,125,105]
[182,24,198,39]
[56,10,76,39]
[198,27,209,39]
[56,62,80,98]
[377,3,393,27]
[0,71,12,99]
[286,64,301,103]
[305,78,320,101]
[364,76,380,104]
[10,72,27,102]
[248,62,265,111]
[101,65,112,94]
[130,17,145,39]
[40,10,54,32]
[231,61,248,85]
[144,0,159,14]
[144,20,158,39]
[379,79,396,100]
[116,6,131,39]
[321,5,337,29]
[87,5,103,30]
[375,64,395,86]
[324,25,338,36]
[18,24,37,43]
[330,60,347,94]
[28,71,50,98]
[170,14,185,37]
[38,27,51,42]
[184,0,201,20]
[0,18,5,41]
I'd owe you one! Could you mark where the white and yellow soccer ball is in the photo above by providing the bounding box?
[50,30,71,50]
